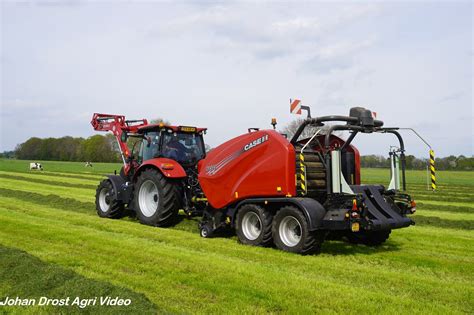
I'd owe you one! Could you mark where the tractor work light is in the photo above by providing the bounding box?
[352,199,358,211]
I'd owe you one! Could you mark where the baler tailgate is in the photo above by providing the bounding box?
[351,185,413,230]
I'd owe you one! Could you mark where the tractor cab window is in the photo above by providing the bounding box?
[162,131,205,164]
[139,131,161,162]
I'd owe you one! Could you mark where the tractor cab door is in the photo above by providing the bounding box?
[138,131,161,164]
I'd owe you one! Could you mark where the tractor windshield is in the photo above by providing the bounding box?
[161,132,205,164]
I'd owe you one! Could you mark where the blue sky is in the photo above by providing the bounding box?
[1,1,472,157]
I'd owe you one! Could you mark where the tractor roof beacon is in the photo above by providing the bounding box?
[91,106,418,255]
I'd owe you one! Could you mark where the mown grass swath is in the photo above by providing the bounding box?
[0,246,156,314]
[0,159,472,313]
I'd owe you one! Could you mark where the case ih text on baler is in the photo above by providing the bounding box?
[91,106,417,255]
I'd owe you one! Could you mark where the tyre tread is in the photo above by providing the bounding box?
[135,169,181,227]
[95,179,124,219]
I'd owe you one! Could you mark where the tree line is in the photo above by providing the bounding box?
[1,135,473,171]
[11,135,122,163]
[360,154,474,171]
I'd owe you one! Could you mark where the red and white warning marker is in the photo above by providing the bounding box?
[290,99,302,115]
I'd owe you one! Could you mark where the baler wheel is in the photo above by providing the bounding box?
[272,206,325,255]
[236,204,273,247]
[95,179,124,218]
[200,225,213,238]
[134,169,181,227]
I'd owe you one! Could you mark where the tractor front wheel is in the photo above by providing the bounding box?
[272,206,325,255]
[134,169,181,227]
[95,179,124,218]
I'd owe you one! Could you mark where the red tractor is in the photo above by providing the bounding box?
[92,106,416,255]
[91,113,208,226]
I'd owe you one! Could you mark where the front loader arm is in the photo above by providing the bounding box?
[91,113,148,172]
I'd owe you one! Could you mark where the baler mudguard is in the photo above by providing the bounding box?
[230,197,327,231]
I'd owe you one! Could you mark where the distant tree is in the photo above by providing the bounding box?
[11,134,474,169]
[81,135,120,162]
[15,137,42,160]
[0,151,15,159]
[280,118,318,140]
[58,136,83,161]
[404,155,416,169]
[457,157,474,170]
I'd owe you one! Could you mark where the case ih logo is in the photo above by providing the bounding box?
[206,134,269,176]
[244,135,268,151]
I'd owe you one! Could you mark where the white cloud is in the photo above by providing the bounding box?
[1,1,472,157]
[149,2,381,65]
[2,99,45,110]
[271,17,323,34]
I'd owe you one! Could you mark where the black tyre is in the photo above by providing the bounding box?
[236,204,273,247]
[200,225,213,238]
[95,179,125,218]
[346,230,391,246]
[134,168,181,227]
[272,206,325,255]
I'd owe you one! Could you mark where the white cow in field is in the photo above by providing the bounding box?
[85,162,93,167]
[29,162,43,171]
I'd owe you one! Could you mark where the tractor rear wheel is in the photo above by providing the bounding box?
[95,179,125,218]
[272,206,325,255]
[236,204,273,247]
[346,230,391,246]
[134,169,181,227]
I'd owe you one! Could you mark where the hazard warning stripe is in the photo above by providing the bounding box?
[429,149,436,190]
[290,99,302,115]
[299,153,307,195]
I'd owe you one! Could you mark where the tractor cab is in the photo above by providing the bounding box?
[137,124,207,167]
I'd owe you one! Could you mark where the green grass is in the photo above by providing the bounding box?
[0,159,122,176]
[0,159,473,314]
[361,167,474,187]
[0,246,156,314]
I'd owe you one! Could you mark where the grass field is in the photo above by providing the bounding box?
[0,159,473,314]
